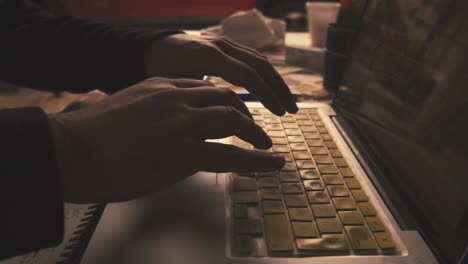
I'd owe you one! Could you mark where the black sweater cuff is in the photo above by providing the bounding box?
[0,107,64,259]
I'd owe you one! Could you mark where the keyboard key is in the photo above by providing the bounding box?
[258,178,280,188]
[310,114,321,121]
[234,220,263,235]
[299,169,320,179]
[339,211,364,225]
[328,186,350,197]
[265,117,281,124]
[293,151,312,160]
[303,179,325,191]
[345,178,361,189]
[322,174,344,185]
[324,141,338,149]
[281,183,304,194]
[310,147,328,155]
[264,214,294,253]
[266,124,283,130]
[233,176,257,191]
[296,114,310,120]
[290,143,308,151]
[333,197,356,210]
[314,121,324,127]
[233,191,258,204]
[301,126,317,132]
[358,202,377,216]
[281,162,297,171]
[339,168,354,177]
[272,145,290,153]
[315,156,333,164]
[317,127,328,134]
[351,190,369,202]
[287,136,304,143]
[298,120,314,126]
[329,149,343,157]
[296,160,316,169]
[288,208,314,221]
[269,130,285,137]
[311,204,336,218]
[374,232,396,250]
[307,140,324,147]
[232,235,254,255]
[285,129,302,136]
[284,194,309,207]
[307,191,330,204]
[303,132,321,139]
[271,137,288,145]
[334,158,349,167]
[281,116,296,123]
[345,226,378,251]
[262,201,285,214]
[253,114,264,121]
[233,204,248,219]
[249,108,262,115]
[316,218,343,233]
[321,134,333,141]
[283,123,299,129]
[366,217,385,232]
[292,222,319,238]
[260,189,282,200]
[318,165,339,174]
[279,172,300,182]
[296,234,349,253]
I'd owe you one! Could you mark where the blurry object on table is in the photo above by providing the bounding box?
[202,9,285,51]
[306,2,341,48]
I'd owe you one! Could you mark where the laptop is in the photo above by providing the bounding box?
[81,0,468,263]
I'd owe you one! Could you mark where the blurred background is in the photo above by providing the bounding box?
[36,0,339,31]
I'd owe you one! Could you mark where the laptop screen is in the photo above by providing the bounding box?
[334,0,468,262]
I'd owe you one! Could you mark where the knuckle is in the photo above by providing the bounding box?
[223,105,239,119]
[219,87,237,98]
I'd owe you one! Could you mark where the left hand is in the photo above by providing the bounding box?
[145,34,297,116]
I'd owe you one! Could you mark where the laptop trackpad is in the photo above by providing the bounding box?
[81,172,228,264]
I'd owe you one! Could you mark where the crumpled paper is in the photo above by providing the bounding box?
[202,9,285,51]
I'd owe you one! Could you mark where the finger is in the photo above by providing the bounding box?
[189,106,271,149]
[205,52,286,116]
[218,37,268,60]
[171,78,215,88]
[215,40,298,114]
[182,87,252,119]
[195,142,285,173]
[146,77,214,88]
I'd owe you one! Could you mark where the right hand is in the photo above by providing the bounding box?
[48,77,285,203]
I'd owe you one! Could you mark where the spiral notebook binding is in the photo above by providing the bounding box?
[57,204,106,264]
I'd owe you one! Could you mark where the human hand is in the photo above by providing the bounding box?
[49,78,285,203]
[61,90,108,112]
[145,34,297,115]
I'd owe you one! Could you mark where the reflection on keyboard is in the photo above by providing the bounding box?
[229,107,397,257]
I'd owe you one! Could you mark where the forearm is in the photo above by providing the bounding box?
[0,0,181,94]
[0,107,64,259]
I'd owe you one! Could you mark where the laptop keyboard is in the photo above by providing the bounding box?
[229,107,397,257]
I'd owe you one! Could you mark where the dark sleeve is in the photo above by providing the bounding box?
[0,107,64,260]
[0,0,182,94]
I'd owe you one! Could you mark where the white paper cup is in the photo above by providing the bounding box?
[306,2,341,48]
